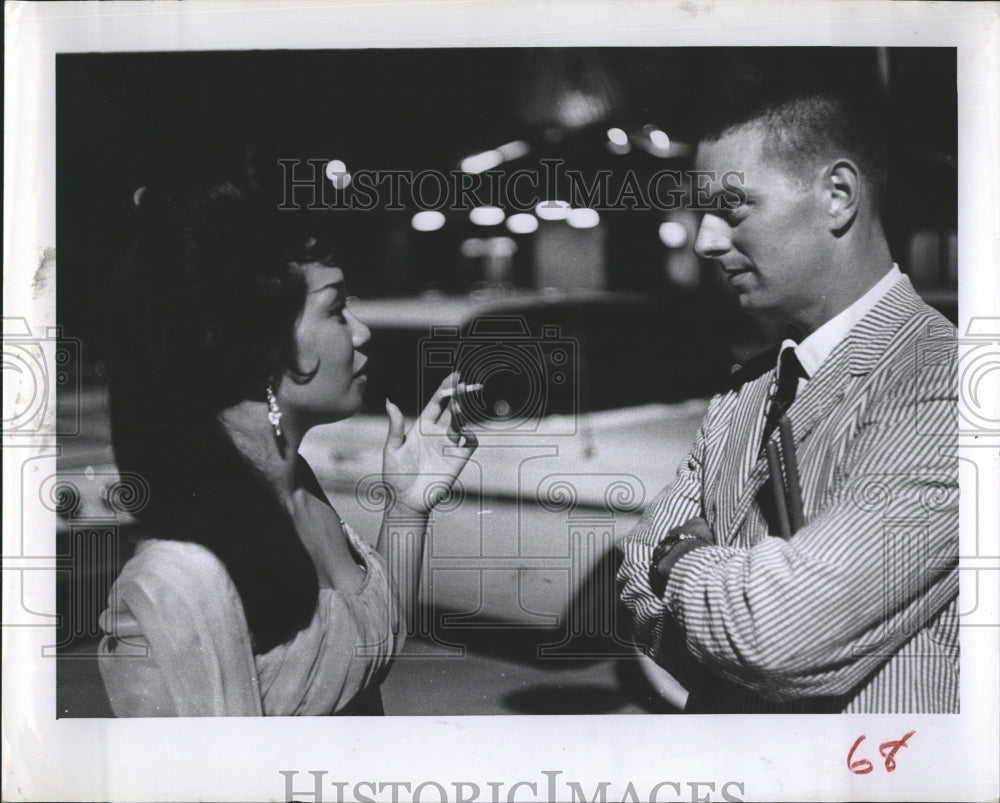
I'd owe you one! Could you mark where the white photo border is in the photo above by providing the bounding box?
[3,2,998,802]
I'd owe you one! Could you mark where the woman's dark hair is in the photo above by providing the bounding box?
[109,146,337,652]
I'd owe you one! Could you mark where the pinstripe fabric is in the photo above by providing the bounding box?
[617,276,959,713]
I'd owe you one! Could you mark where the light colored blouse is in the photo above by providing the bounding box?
[97,523,404,716]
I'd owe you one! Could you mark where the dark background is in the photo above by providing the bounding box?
[54,46,959,717]
[58,47,957,360]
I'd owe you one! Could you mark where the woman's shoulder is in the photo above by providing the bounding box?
[100,537,262,717]
[110,538,241,620]
[120,537,232,587]
[103,537,254,666]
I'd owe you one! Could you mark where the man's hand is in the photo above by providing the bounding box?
[381,372,479,515]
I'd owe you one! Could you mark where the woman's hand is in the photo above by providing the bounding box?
[381,372,479,515]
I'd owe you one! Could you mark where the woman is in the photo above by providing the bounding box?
[98,152,476,715]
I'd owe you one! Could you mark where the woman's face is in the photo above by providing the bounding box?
[276,263,371,431]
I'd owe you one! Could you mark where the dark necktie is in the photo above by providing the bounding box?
[760,347,804,452]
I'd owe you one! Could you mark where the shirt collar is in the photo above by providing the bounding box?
[787,264,903,379]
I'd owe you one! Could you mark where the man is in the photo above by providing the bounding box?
[616,90,958,713]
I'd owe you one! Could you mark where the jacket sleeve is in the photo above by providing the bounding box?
[660,361,958,701]
[98,541,263,717]
[616,403,711,685]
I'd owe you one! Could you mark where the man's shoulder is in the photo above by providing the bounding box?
[901,283,955,332]
[848,283,957,412]
[860,280,957,372]
[872,275,957,342]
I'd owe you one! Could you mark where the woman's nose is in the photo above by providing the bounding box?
[348,311,371,350]
[694,213,732,259]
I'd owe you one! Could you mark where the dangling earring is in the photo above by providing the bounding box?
[265,383,283,438]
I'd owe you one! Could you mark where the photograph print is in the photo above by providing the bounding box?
[52,46,960,718]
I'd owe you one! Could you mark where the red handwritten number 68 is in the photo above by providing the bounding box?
[847,731,916,775]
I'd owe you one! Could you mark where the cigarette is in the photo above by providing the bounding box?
[441,383,484,398]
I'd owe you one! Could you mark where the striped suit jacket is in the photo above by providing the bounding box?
[617,275,959,713]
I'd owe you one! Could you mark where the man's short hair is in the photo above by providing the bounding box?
[692,54,888,210]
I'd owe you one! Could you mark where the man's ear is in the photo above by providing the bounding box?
[825,158,861,231]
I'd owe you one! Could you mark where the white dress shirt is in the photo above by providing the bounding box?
[777,263,903,387]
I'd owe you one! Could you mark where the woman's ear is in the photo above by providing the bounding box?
[826,158,861,231]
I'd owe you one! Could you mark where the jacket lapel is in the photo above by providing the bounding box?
[712,374,772,541]
[714,275,927,543]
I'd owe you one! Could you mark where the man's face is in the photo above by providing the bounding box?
[693,124,833,325]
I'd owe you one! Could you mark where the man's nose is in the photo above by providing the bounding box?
[694,213,732,259]
[348,311,371,350]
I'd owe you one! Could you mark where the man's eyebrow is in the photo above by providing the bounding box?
[688,188,727,211]
[307,280,345,295]
[696,184,748,210]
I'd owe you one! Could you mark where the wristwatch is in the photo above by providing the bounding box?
[648,529,705,597]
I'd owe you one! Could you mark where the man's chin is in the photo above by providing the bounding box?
[733,288,761,308]
[734,290,779,319]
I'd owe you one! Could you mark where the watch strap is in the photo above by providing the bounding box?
[648,531,710,596]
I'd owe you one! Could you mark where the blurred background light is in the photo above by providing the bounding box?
[506,213,539,234]
[519,50,624,133]
[567,208,600,229]
[489,236,518,257]
[459,238,487,258]
[638,125,690,159]
[470,206,506,226]
[649,129,671,150]
[411,210,446,232]
[325,159,351,189]
[535,200,571,221]
[496,140,530,161]
[460,150,504,174]
[606,127,629,146]
[658,221,688,248]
